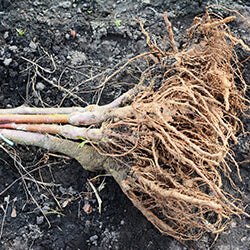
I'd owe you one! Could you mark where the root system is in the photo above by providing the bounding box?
[96,8,250,241]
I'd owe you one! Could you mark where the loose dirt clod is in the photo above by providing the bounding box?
[0,7,249,243]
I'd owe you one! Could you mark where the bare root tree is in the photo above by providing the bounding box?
[0,7,249,242]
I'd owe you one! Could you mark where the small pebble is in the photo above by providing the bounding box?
[9,45,18,52]
[141,0,150,4]
[36,216,44,225]
[4,31,9,39]
[89,235,98,242]
[42,205,50,213]
[29,41,37,50]
[36,82,45,91]
[3,58,12,66]
[241,236,247,243]
[59,1,72,9]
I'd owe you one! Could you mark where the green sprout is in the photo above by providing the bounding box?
[87,10,92,14]
[114,20,121,27]
[78,137,88,147]
[78,137,98,147]
[16,28,25,36]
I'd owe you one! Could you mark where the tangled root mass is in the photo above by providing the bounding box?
[98,8,250,241]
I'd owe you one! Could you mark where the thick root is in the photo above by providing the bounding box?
[0,129,107,172]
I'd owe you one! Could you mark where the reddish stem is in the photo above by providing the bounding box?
[0,114,69,124]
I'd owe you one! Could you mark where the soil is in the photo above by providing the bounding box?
[0,0,249,249]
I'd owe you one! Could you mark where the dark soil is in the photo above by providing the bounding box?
[0,1,249,249]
